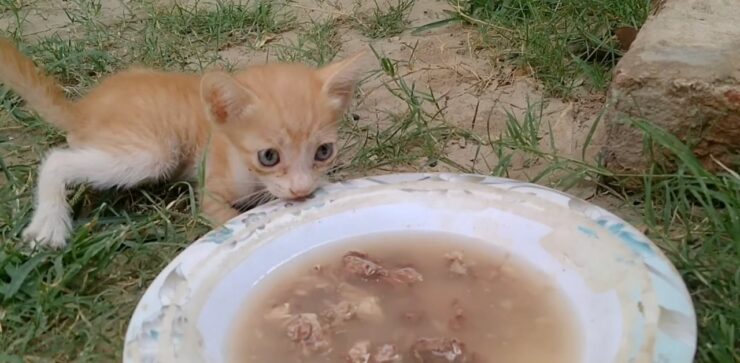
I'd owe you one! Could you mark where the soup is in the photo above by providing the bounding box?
[229,232,581,362]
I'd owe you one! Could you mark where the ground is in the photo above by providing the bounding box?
[0,1,737,362]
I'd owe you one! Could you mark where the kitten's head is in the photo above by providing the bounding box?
[201,52,366,200]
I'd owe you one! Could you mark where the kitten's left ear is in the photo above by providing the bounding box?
[317,51,369,111]
[201,71,258,125]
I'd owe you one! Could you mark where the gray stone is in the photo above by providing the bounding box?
[603,0,740,175]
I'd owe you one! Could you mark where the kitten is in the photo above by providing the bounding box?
[0,37,366,248]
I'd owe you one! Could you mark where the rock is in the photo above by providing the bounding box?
[603,0,740,177]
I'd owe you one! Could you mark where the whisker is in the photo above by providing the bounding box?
[257,194,275,205]
[233,189,267,206]
[233,187,277,212]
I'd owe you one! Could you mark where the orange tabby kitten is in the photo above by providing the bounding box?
[0,37,366,248]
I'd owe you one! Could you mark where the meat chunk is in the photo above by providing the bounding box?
[337,283,384,322]
[374,344,402,362]
[347,341,371,363]
[347,342,402,363]
[285,313,330,355]
[448,300,465,331]
[385,267,424,286]
[268,305,331,356]
[444,252,469,276]
[322,300,357,326]
[411,338,468,362]
[355,295,384,322]
[342,252,424,288]
[343,251,389,280]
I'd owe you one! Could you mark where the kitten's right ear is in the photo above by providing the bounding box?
[201,72,257,125]
[317,51,369,111]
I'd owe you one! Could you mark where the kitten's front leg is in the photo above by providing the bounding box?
[23,149,75,248]
[200,185,240,226]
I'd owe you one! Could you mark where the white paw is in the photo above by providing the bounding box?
[22,206,71,249]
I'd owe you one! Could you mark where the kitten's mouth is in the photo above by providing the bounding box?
[285,192,315,202]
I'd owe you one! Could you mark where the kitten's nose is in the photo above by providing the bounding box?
[289,187,312,200]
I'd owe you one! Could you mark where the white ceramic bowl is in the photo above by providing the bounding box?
[123,173,696,363]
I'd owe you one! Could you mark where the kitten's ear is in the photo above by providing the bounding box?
[317,51,368,111]
[201,72,257,125]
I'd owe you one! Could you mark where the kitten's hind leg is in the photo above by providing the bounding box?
[23,147,176,248]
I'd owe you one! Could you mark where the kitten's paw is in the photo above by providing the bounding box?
[22,207,71,249]
[204,207,240,227]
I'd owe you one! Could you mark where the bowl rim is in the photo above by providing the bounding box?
[123,172,697,363]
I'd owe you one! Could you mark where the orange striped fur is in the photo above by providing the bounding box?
[0,37,366,248]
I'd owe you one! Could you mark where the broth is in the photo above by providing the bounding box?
[229,232,581,363]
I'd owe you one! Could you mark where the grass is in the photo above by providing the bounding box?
[424,0,652,97]
[132,0,294,70]
[339,49,459,172]
[353,0,415,39]
[275,19,341,66]
[632,119,739,363]
[0,0,737,362]
[151,1,293,49]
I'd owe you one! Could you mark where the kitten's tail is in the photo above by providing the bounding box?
[0,37,77,131]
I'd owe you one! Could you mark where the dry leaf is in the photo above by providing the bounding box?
[254,35,277,49]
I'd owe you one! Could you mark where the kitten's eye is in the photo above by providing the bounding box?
[314,143,334,162]
[257,149,280,167]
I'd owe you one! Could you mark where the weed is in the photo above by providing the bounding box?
[62,0,103,30]
[276,19,341,66]
[23,36,118,87]
[0,134,206,360]
[627,119,739,362]
[0,0,27,39]
[426,0,651,97]
[475,108,740,362]
[354,0,414,39]
[152,1,293,49]
[126,0,293,70]
[338,48,460,173]
[0,0,23,12]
